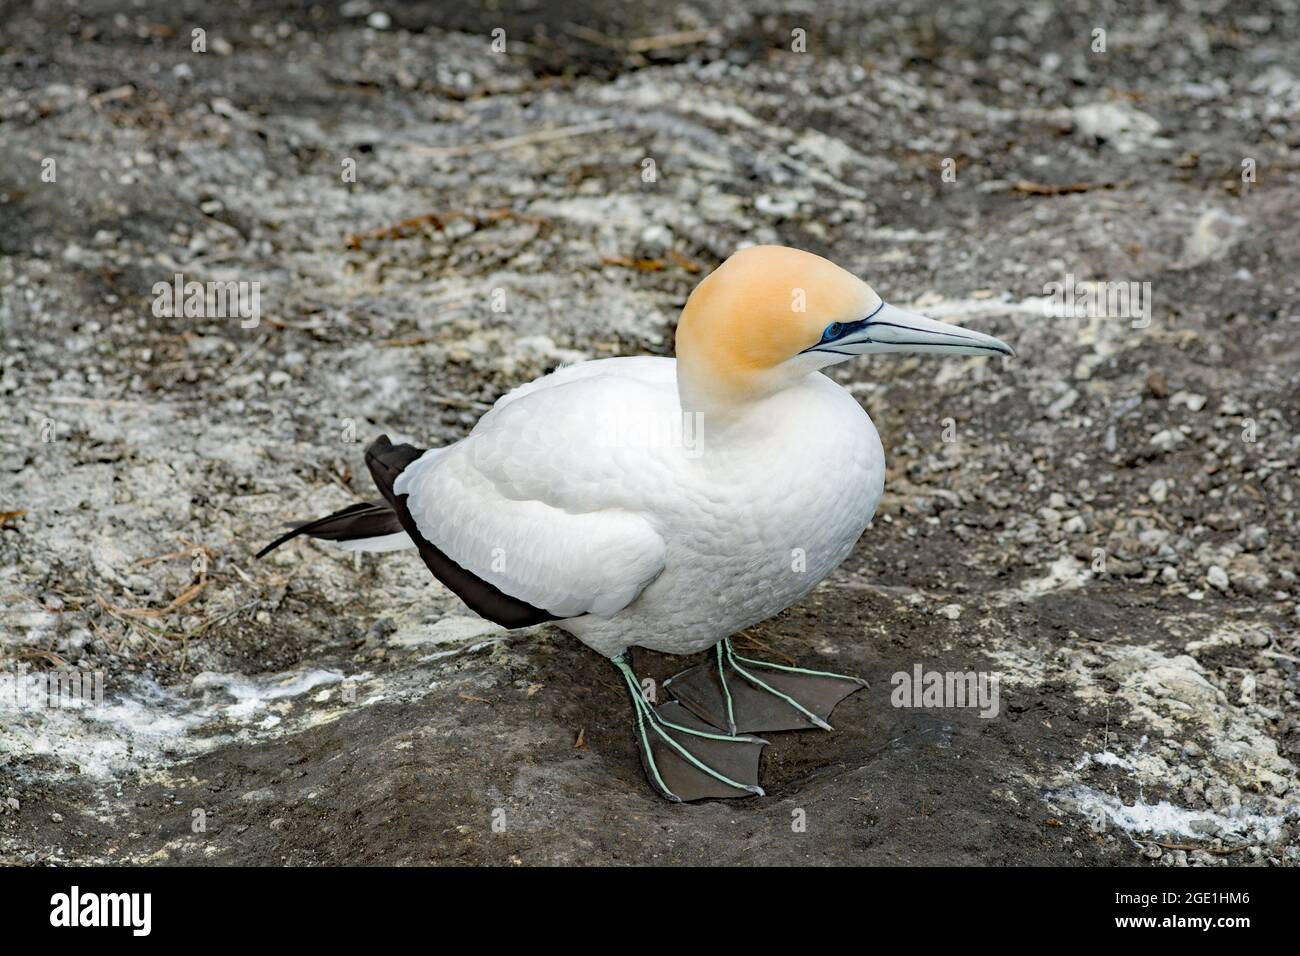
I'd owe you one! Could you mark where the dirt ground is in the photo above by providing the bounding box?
[1,0,1298,866]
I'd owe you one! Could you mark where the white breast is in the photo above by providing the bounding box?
[396,357,885,658]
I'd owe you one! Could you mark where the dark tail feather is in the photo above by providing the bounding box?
[255,501,403,559]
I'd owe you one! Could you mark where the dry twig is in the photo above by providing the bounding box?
[1013,178,1134,196]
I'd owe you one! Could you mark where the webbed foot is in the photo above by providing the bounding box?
[613,654,766,802]
[665,637,866,735]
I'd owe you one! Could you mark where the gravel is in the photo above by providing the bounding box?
[1,0,1298,866]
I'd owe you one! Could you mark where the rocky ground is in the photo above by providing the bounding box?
[1,0,1298,866]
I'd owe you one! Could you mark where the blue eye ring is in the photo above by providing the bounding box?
[822,321,844,342]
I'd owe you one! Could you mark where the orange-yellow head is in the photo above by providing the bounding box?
[674,245,1012,413]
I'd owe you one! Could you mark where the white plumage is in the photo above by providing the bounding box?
[332,532,415,553]
[394,356,885,657]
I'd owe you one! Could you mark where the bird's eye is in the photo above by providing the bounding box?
[823,322,844,341]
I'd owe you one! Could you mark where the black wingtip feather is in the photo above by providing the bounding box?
[254,500,400,559]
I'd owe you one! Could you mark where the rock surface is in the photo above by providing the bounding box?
[2,0,1298,865]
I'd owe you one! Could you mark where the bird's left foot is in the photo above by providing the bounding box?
[665,637,866,735]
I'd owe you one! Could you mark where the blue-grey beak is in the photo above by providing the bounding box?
[806,302,1015,358]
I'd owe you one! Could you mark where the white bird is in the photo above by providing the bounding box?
[259,246,1014,801]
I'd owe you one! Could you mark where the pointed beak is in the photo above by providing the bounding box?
[818,302,1015,358]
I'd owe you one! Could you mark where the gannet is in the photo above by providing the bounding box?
[258,246,1013,802]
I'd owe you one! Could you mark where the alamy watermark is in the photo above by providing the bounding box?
[891,665,1000,718]
[0,667,104,710]
[1042,273,1151,329]
[152,273,261,328]
[50,886,151,936]
[592,410,706,459]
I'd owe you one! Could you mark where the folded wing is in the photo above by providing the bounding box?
[395,368,675,619]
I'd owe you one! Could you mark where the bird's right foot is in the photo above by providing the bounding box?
[613,654,766,802]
